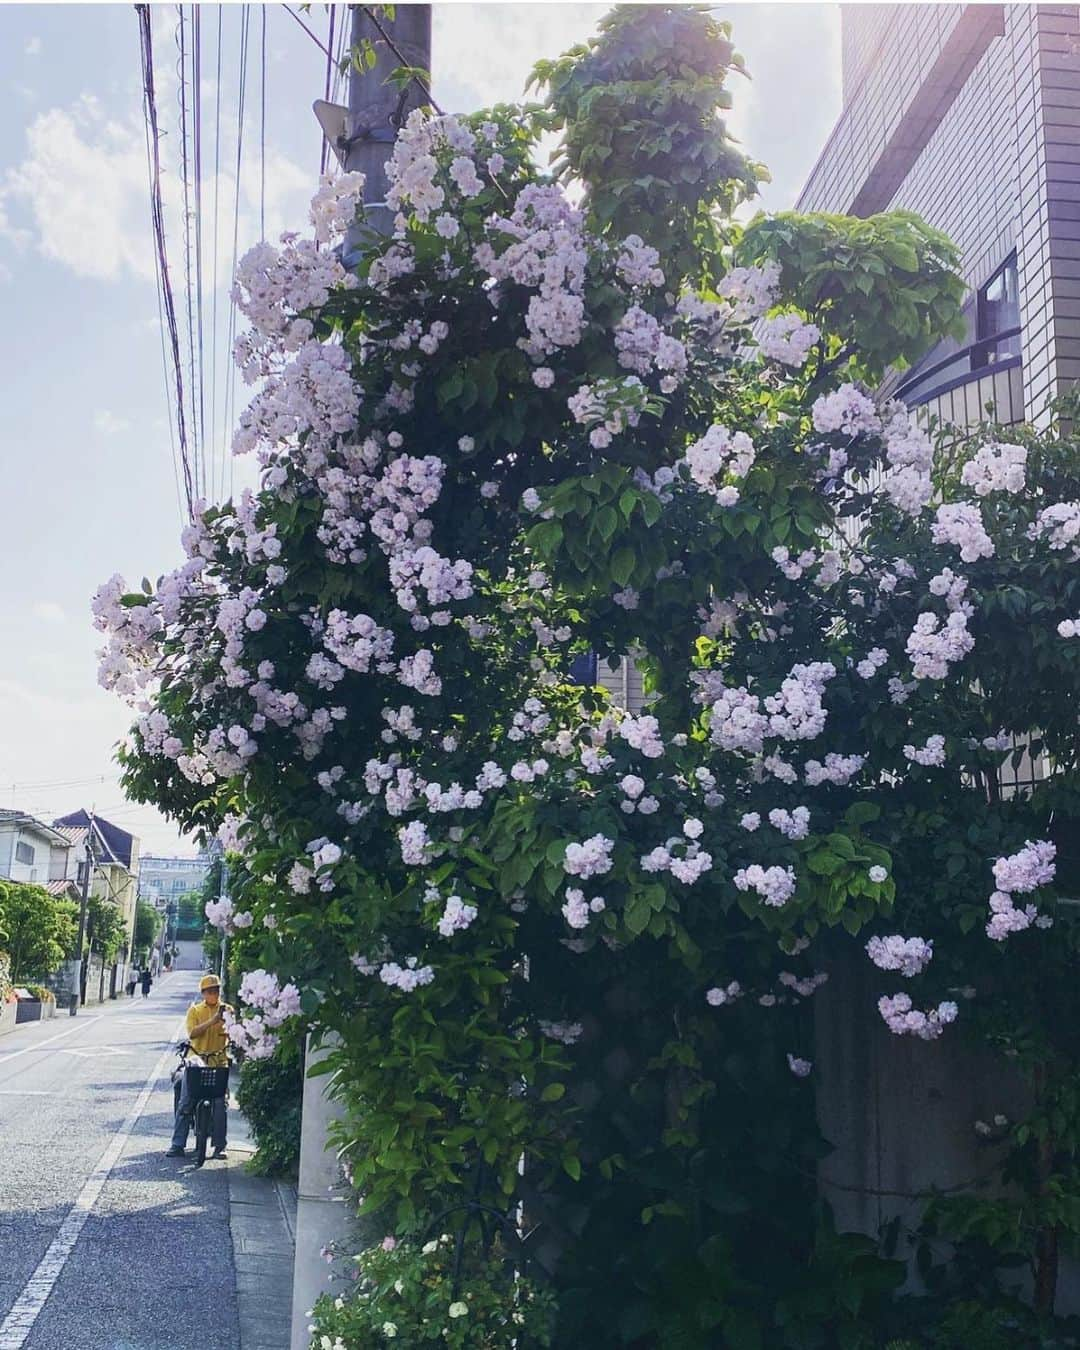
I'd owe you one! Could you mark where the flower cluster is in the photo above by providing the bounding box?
[986,840,1056,940]
[878,993,958,1041]
[866,934,933,978]
[733,864,797,907]
[227,970,303,1060]
[960,441,1026,496]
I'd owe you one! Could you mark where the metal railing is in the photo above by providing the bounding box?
[896,326,1021,407]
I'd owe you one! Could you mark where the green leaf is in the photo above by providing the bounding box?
[611,547,636,587]
[540,1082,566,1102]
[624,891,652,936]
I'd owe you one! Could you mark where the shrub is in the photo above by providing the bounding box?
[310,1237,555,1348]
[234,1040,304,1176]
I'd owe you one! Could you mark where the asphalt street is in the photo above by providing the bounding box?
[0,971,242,1350]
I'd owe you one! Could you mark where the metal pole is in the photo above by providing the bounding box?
[70,817,94,1016]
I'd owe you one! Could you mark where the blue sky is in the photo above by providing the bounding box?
[0,3,840,854]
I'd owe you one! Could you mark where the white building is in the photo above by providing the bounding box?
[138,853,210,910]
[0,809,81,902]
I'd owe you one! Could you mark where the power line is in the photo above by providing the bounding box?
[320,5,335,178]
[4,772,122,792]
[177,6,202,501]
[260,3,267,240]
[221,3,251,503]
[137,3,196,520]
[282,4,334,61]
[209,4,223,505]
[192,5,208,494]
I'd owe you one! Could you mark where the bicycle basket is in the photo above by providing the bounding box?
[184,1065,230,1099]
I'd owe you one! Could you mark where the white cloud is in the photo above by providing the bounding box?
[1,80,311,289]
[93,409,131,436]
[33,601,66,624]
[434,6,607,113]
[25,36,41,57]
[2,96,157,281]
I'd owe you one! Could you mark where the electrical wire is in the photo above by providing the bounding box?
[221,4,251,503]
[209,4,223,503]
[320,5,336,178]
[137,3,195,520]
[281,4,335,61]
[260,3,267,241]
[177,6,201,501]
[192,5,208,495]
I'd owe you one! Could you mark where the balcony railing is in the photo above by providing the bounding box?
[895,326,1021,407]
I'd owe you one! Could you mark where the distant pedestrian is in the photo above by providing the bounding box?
[140,968,152,999]
[126,970,137,998]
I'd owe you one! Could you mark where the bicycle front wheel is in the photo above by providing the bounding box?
[193,1100,210,1167]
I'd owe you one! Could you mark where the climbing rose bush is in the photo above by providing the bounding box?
[100,7,1080,1345]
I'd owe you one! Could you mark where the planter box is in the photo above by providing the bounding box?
[15,1000,42,1024]
[0,1001,17,1038]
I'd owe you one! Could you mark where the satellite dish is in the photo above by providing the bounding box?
[313,99,351,167]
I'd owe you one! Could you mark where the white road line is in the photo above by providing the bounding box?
[0,1017,101,1068]
[0,1016,186,1350]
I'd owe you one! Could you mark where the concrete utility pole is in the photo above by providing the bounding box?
[217,858,229,995]
[290,10,432,1346]
[70,817,94,1016]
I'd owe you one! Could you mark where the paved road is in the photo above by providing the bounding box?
[0,972,242,1350]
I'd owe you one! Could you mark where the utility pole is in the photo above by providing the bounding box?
[69,816,94,1016]
[291,11,432,1346]
[218,857,229,996]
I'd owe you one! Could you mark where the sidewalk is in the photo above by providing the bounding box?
[227,1110,297,1350]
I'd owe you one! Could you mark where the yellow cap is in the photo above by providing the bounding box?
[199,975,221,992]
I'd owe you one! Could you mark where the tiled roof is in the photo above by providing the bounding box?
[0,810,76,846]
[54,811,135,869]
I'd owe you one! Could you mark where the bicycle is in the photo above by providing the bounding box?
[171,1040,230,1168]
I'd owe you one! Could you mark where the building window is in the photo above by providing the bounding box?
[974,254,1020,364]
[568,651,598,686]
[15,841,35,866]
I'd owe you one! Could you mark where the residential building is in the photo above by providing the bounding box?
[797,4,1080,1296]
[797,3,1080,429]
[0,808,82,906]
[139,852,210,911]
[53,810,141,1001]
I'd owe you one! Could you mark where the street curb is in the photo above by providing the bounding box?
[227,1105,297,1350]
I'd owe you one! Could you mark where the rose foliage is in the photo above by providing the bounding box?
[99,7,1080,1346]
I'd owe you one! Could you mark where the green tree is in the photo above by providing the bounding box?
[175,888,205,937]
[133,900,161,955]
[0,880,78,983]
[86,895,127,963]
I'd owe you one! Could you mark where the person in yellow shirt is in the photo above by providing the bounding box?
[166,975,233,1158]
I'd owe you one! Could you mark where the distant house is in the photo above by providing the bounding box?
[0,809,82,905]
[53,811,141,999]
